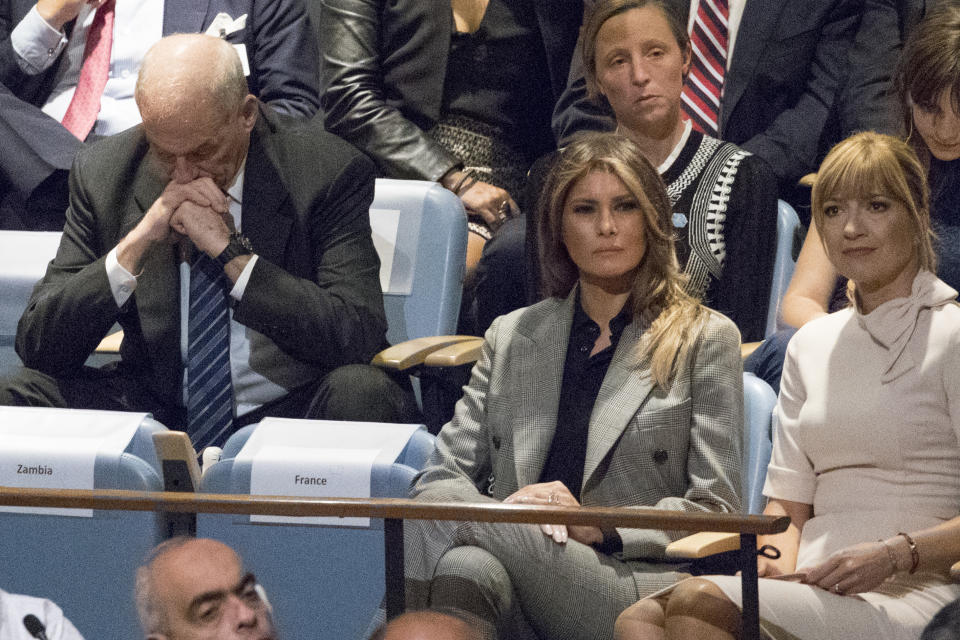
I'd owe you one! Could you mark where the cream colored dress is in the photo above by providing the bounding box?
[705,271,960,640]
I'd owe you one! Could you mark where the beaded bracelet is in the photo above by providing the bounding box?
[896,532,920,574]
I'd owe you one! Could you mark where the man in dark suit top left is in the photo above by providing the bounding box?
[0,0,320,230]
[0,34,417,444]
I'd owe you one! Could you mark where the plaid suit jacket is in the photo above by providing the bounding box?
[411,292,744,569]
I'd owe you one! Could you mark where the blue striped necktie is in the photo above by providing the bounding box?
[186,251,234,450]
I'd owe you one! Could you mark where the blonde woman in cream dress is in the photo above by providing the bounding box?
[614,133,960,640]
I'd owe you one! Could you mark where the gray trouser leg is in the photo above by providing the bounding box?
[405,514,683,640]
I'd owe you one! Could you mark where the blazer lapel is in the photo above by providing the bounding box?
[240,114,291,263]
[719,0,782,133]
[511,295,574,488]
[130,153,182,400]
[162,0,212,35]
[582,318,655,493]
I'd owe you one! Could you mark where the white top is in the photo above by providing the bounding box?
[694,271,960,640]
[0,589,84,640]
[767,270,960,612]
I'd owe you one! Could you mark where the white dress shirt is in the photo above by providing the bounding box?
[105,161,322,417]
[0,588,84,640]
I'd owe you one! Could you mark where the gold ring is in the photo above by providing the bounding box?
[833,584,842,594]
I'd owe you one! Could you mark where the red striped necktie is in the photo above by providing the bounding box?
[681,0,729,137]
[61,0,116,141]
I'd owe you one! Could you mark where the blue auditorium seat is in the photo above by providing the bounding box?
[371,179,467,344]
[741,373,777,514]
[765,201,802,337]
[0,231,61,376]
[0,409,167,640]
[197,422,435,640]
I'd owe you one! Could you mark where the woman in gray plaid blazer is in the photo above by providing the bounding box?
[404,133,744,640]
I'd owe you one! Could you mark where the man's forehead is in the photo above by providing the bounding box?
[153,539,244,594]
[143,118,220,155]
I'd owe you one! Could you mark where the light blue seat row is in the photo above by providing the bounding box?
[0,179,468,373]
[0,411,167,640]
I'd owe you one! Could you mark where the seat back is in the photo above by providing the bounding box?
[0,231,62,375]
[198,422,436,640]
[765,201,802,337]
[0,409,167,640]
[370,179,467,344]
[742,373,777,514]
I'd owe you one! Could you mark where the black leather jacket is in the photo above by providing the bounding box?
[319,0,583,182]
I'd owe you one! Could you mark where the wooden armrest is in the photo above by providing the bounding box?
[666,531,741,559]
[951,559,960,582]
[152,431,200,492]
[423,337,484,367]
[96,330,124,353]
[371,336,479,371]
[741,341,761,360]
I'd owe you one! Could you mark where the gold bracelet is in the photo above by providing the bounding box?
[896,532,920,574]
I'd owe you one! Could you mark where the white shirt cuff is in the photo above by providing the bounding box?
[10,6,68,75]
[105,247,138,307]
[229,254,259,301]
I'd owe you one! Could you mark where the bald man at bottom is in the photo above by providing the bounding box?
[370,610,493,640]
[135,538,275,640]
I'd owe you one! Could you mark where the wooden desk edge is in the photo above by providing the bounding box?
[0,487,789,535]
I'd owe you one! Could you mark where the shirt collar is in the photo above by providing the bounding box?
[572,292,634,344]
[226,156,246,230]
[657,119,692,174]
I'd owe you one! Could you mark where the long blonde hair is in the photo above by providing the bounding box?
[538,133,706,388]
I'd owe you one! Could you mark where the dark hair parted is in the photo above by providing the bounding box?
[537,132,705,387]
[812,131,937,275]
[581,0,689,102]
[896,3,960,161]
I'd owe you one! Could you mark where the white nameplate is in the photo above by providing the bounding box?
[238,418,424,527]
[369,208,401,293]
[0,408,146,518]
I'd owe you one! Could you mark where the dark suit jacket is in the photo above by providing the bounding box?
[553,0,863,189]
[319,0,583,182]
[840,0,933,137]
[0,0,319,197]
[15,107,386,416]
